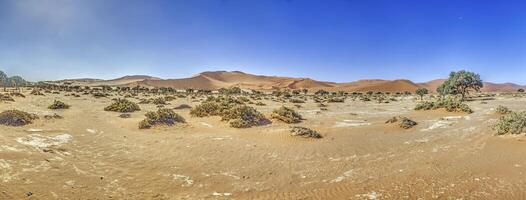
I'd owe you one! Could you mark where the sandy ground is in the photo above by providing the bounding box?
[1,92,526,199]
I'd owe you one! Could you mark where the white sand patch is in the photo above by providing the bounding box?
[421,120,454,132]
[211,136,232,140]
[86,129,97,134]
[16,134,72,149]
[330,169,354,183]
[172,174,194,187]
[334,119,371,128]
[26,128,43,132]
[200,122,213,128]
[212,192,232,196]
[220,171,241,180]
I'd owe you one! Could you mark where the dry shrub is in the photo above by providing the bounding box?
[152,97,167,105]
[139,108,185,129]
[9,92,25,98]
[104,98,141,113]
[174,104,192,109]
[0,94,14,102]
[48,100,70,109]
[271,106,303,124]
[30,89,44,96]
[290,126,322,138]
[385,116,417,129]
[0,110,38,126]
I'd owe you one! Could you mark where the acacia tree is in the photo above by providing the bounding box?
[519,89,525,93]
[437,70,483,101]
[415,88,428,100]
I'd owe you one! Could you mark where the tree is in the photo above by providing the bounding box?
[415,88,428,100]
[437,70,483,101]
[302,89,308,95]
[519,88,525,93]
[0,71,7,91]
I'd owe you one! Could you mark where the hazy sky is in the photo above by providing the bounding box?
[0,0,525,84]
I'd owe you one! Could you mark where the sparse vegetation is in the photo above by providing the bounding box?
[385,116,417,129]
[437,70,483,101]
[174,104,192,109]
[104,98,141,113]
[48,100,70,109]
[139,108,185,129]
[415,88,428,100]
[290,126,322,138]
[415,97,473,113]
[30,89,44,95]
[0,110,37,126]
[271,106,303,123]
[0,94,14,102]
[493,111,526,135]
[495,105,511,115]
[221,105,269,128]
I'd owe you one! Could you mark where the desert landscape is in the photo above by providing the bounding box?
[2,70,526,199]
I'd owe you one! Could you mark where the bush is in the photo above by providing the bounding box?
[328,97,345,103]
[139,108,185,129]
[0,94,14,102]
[289,98,305,103]
[385,116,417,129]
[119,113,131,118]
[152,97,167,105]
[104,98,141,113]
[48,100,70,109]
[30,89,44,96]
[493,111,526,135]
[190,96,243,117]
[414,98,473,114]
[495,105,511,115]
[0,110,38,126]
[9,92,25,98]
[221,105,268,128]
[290,126,322,138]
[271,106,303,123]
[174,104,192,109]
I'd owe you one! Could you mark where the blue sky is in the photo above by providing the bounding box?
[0,0,525,84]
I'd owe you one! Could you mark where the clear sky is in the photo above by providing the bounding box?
[0,0,525,84]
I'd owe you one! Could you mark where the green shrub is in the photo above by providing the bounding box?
[271,106,303,123]
[493,111,526,135]
[139,108,185,129]
[190,96,243,117]
[221,105,268,128]
[495,105,511,115]
[48,100,70,109]
[104,98,141,113]
[414,98,472,114]
[385,116,417,129]
[290,126,322,138]
[0,110,38,126]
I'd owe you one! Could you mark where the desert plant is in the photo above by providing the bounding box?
[328,97,345,103]
[495,105,511,115]
[437,70,483,101]
[271,106,303,123]
[518,89,525,93]
[0,110,38,126]
[414,97,472,114]
[385,116,417,129]
[415,88,428,100]
[289,98,305,103]
[493,111,526,135]
[0,94,14,102]
[290,126,322,138]
[221,105,268,128]
[174,104,192,109]
[152,97,167,105]
[104,98,141,113]
[139,108,185,129]
[30,89,44,95]
[48,100,70,109]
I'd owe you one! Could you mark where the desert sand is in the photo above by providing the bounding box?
[1,87,526,200]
